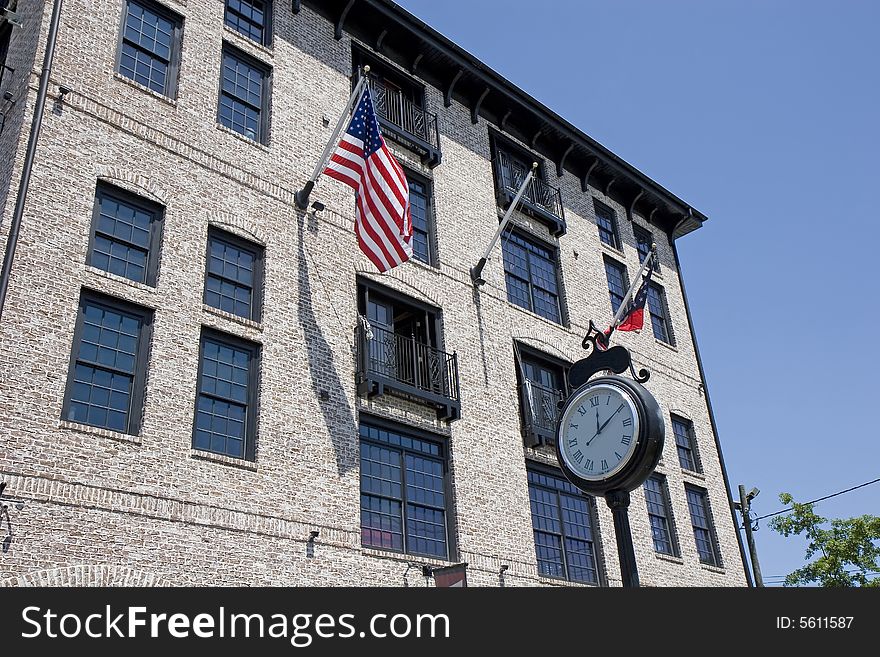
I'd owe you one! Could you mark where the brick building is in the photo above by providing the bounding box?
[0,0,749,587]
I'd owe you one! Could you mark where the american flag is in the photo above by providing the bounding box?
[323,87,412,272]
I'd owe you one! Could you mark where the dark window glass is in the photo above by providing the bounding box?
[528,468,600,584]
[594,200,619,249]
[502,231,561,323]
[604,258,627,313]
[63,294,151,434]
[0,22,12,88]
[204,229,263,321]
[118,0,181,96]
[673,416,700,472]
[219,47,269,143]
[408,176,433,265]
[359,422,448,559]
[647,283,672,344]
[89,185,162,285]
[644,476,677,556]
[193,333,258,460]
[224,0,269,45]
[634,226,659,273]
[686,486,721,566]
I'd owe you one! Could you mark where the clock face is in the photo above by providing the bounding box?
[557,382,640,482]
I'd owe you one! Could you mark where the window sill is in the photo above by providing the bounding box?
[112,72,177,107]
[361,547,456,568]
[681,468,706,481]
[536,575,599,588]
[85,266,159,298]
[599,241,625,259]
[700,563,726,575]
[59,419,141,445]
[654,552,684,565]
[655,339,678,352]
[202,304,263,332]
[215,122,270,151]
[506,300,566,331]
[407,255,440,273]
[222,25,275,60]
[191,449,258,471]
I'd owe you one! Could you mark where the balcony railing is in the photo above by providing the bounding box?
[356,322,460,421]
[520,380,565,447]
[495,152,566,236]
[368,75,442,167]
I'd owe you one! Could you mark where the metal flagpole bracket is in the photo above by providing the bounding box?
[471,161,538,286]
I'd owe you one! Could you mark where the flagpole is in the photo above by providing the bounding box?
[606,243,656,335]
[471,162,538,285]
[294,66,371,210]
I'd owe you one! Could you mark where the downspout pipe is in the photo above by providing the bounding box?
[0,0,64,322]
[670,214,754,587]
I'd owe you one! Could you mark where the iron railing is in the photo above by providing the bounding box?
[495,151,565,233]
[357,322,460,419]
[520,380,565,446]
[367,75,441,164]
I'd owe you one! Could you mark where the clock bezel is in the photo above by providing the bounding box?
[555,374,665,495]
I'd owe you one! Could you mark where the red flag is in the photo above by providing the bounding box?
[616,275,650,332]
[323,87,412,272]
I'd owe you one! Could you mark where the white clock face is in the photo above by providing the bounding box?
[558,382,640,481]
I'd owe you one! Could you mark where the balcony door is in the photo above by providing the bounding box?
[519,352,567,446]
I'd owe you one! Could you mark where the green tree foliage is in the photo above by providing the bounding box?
[769,493,880,587]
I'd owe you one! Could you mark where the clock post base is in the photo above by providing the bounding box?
[605,489,640,588]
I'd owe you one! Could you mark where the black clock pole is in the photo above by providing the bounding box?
[605,489,639,588]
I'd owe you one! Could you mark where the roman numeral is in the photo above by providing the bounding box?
[585,459,593,471]
[569,423,579,430]
[615,451,623,461]
[568,437,578,448]
[590,396,600,407]
[617,403,625,414]
[621,435,631,445]
[606,396,610,405]
[622,418,632,427]
[577,406,587,416]
[601,459,609,471]
[573,450,583,464]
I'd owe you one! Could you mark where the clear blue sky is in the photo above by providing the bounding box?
[397,0,880,585]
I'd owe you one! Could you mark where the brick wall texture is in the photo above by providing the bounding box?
[0,0,748,587]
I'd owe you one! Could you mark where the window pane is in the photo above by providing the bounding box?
[502,232,561,323]
[225,0,267,44]
[119,1,178,95]
[604,259,627,312]
[219,51,266,142]
[647,284,670,343]
[195,336,253,459]
[204,232,260,320]
[686,487,719,566]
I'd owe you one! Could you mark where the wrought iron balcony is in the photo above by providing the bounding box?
[520,380,565,447]
[356,323,460,421]
[368,75,442,167]
[495,152,566,236]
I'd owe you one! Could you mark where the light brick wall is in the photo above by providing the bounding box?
[0,0,746,587]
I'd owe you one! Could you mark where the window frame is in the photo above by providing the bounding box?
[404,168,436,267]
[527,462,604,585]
[224,0,272,47]
[115,0,184,98]
[643,474,679,557]
[515,344,569,447]
[685,484,722,567]
[647,282,674,345]
[634,225,660,274]
[0,21,12,89]
[358,415,454,560]
[61,290,154,436]
[203,226,265,322]
[603,255,629,315]
[672,414,702,473]
[501,229,563,324]
[86,182,164,286]
[192,328,260,461]
[217,43,272,144]
[593,199,620,250]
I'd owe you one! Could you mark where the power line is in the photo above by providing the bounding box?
[753,476,880,521]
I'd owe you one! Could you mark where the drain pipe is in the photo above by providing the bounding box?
[670,212,754,587]
[0,0,64,322]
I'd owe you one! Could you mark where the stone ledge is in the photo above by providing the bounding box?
[58,420,141,445]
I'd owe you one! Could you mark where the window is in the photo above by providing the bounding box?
[219,46,270,143]
[644,475,677,556]
[359,420,450,559]
[204,228,264,322]
[224,0,270,46]
[62,292,152,434]
[407,174,434,266]
[193,331,259,460]
[685,485,721,566]
[647,282,673,344]
[88,184,163,285]
[594,200,619,249]
[634,226,659,273]
[672,415,701,472]
[502,231,561,323]
[517,349,566,446]
[528,467,600,584]
[603,257,628,314]
[117,0,182,97]
[0,21,11,88]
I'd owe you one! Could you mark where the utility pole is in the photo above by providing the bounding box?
[736,484,764,587]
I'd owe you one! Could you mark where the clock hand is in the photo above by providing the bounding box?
[593,405,623,439]
[596,409,600,436]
